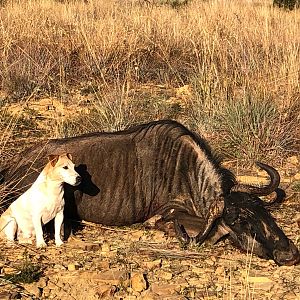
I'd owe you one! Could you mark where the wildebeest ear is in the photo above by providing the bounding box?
[48,155,59,167]
[66,153,72,161]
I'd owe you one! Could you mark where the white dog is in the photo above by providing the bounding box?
[0,153,81,248]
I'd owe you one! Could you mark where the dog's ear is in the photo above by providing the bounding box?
[48,155,59,167]
[66,153,72,161]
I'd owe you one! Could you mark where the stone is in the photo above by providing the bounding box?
[141,290,159,300]
[156,270,173,281]
[131,272,147,292]
[191,266,204,275]
[0,291,20,300]
[204,258,215,266]
[142,259,162,270]
[83,243,101,251]
[97,269,128,285]
[215,266,225,276]
[131,230,144,241]
[101,250,118,258]
[97,260,110,270]
[151,231,166,242]
[143,215,163,228]
[294,173,300,180]
[23,283,42,298]
[38,276,48,288]
[247,276,272,283]
[101,242,111,252]
[3,267,17,274]
[151,283,178,296]
[287,156,299,165]
[68,263,79,271]
[96,284,116,297]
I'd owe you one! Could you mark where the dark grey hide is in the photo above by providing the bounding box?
[1,120,299,265]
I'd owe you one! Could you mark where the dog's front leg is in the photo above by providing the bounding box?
[54,209,64,247]
[32,216,47,248]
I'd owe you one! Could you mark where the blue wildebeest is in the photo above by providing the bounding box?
[1,120,299,265]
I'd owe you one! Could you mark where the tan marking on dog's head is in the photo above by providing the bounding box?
[48,155,60,167]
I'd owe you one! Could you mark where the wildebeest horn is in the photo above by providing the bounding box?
[231,162,280,196]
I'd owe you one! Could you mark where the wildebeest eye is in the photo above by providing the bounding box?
[63,166,68,170]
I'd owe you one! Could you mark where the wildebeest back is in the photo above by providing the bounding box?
[3,121,229,233]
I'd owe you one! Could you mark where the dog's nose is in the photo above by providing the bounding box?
[75,176,82,185]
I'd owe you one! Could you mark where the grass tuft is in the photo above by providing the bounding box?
[3,251,43,284]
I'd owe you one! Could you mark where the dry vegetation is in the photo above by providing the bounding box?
[0,0,299,162]
[0,0,300,299]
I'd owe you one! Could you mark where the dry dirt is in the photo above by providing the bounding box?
[0,189,299,300]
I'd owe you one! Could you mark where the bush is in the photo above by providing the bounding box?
[274,0,300,9]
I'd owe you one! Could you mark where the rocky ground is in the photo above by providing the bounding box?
[0,89,300,299]
[0,187,299,300]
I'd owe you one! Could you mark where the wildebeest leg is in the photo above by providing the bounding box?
[173,219,190,244]
[162,209,207,244]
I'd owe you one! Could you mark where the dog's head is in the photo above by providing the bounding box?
[48,153,81,186]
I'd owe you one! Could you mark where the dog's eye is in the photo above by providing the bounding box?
[63,166,68,170]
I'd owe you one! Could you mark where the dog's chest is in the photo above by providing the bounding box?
[40,196,64,224]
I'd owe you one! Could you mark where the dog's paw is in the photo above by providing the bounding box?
[55,240,64,247]
[36,241,47,248]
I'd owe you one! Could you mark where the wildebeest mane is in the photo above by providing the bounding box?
[126,120,236,195]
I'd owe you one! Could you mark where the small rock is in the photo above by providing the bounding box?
[143,215,163,228]
[123,296,137,300]
[191,266,204,275]
[68,263,79,271]
[287,156,299,165]
[141,290,159,300]
[83,242,101,251]
[215,284,223,292]
[0,291,20,299]
[156,270,173,281]
[131,230,144,241]
[151,283,178,296]
[294,173,300,180]
[96,284,116,297]
[97,260,110,270]
[98,269,128,285]
[42,287,51,298]
[247,276,272,283]
[53,264,66,270]
[142,259,162,270]
[215,266,225,276]
[101,250,118,258]
[101,242,111,252]
[204,258,215,266]
[151,231,166,242]
[3,267,17,274]
[187,277,205,286]
[131,272,147,292]
[23,283,42,298]
[37,276,48,288]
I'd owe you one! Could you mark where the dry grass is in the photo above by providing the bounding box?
[0,0,300,160]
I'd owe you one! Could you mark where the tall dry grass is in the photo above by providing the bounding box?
[0,0,299,162]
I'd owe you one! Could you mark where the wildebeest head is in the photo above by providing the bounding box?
[209,162,300,266]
